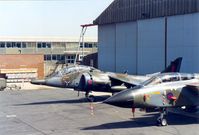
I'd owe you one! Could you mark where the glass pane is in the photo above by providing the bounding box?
[0,42,5,48]
[46,43,51,48]
[52,55,56,60]
[22,43,26,48]
[37,43,42,48]
[42,43,46,48]
[47,55,51,60]
[7,42,12,48]
[16,42,21,48]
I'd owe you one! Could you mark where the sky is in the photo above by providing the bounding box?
[0,0,114,38]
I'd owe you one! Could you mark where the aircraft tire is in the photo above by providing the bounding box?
[87,95,95,102]
[160,119,168,126]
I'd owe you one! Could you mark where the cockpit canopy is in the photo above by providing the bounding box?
[141,73,195,86]
[50,65,95,77]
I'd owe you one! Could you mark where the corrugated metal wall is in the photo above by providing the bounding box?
[137,18,165,74]
[94,0,199,25]
[98,13,199,74]
[167,13,199,73]
[115,22,137,74]
[98,25,116,72]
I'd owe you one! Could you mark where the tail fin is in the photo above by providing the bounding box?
[161,57,182,73]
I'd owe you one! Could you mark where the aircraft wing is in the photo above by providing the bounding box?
[185,83,199,94]
[107,72,149,87]
[186,83,199,87]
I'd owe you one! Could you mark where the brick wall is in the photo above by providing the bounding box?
[0,54,44,79]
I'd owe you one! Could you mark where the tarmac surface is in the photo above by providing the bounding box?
[0,88,199,135]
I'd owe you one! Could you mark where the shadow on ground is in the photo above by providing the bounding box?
[82,113,199,130]
[15,95,111,106]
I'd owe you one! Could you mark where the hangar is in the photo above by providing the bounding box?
[94,0,199,74]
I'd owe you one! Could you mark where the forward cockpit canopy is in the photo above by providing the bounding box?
[51,65,95,77]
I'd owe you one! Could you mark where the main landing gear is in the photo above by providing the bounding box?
[85,92,95,102]
[157,108,168,126]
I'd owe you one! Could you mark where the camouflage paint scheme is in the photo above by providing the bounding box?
[104,73,199,126]
[31,58,182,95]
[105,73,199,108]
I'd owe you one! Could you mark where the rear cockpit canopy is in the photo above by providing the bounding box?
[141,73,195,86]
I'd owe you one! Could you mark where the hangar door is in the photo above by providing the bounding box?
[98,25,116,72]
[167,13,199,73]
[137,18,165,75]
[116,22,137,74]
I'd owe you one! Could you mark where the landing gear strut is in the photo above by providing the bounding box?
[157,108,168,126]
[85,92,95,102]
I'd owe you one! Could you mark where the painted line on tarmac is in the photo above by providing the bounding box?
[6,114,17,118]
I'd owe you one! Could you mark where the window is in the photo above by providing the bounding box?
[7,42,12,48]
[80,43,93,48]
[61,55,65,61]
[52,55,57,60]
[6,42,21,48]
[44,55,53,61]
[83,43,93,48]
[167,76,179,82]
[22,43,27,48]
[181,74,194,80]
[46,43,51,48]
[71,55,74,59]
[42,43,46,48]
[67,60,75,64]
[84,43,89,48]
[44,55,47,61]
[93,43,98,48]
[57,55,61,60]
[37,43,42,48]
[46,55,51,61]
[26,42,34,48]
[44,54,66,61]
[80,43,83,48]
[141,76,162,86]
[11,42,20,48]
[16,42,21,48]
[37,42,51,48]
[66,55,75,63]
[0,42,5,48]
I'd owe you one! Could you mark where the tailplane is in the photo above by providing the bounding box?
[161,57,182,73]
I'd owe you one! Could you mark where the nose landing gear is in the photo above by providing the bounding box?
[157,108,168,126]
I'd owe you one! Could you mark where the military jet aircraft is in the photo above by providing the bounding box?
[77,57,182,100]
[104,72,199,126]
[31,57,182,101]
[31,65,96,88]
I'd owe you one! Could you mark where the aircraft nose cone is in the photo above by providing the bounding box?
[45,77,64,87]
[103,89,134,108]
[31,79,46,85]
